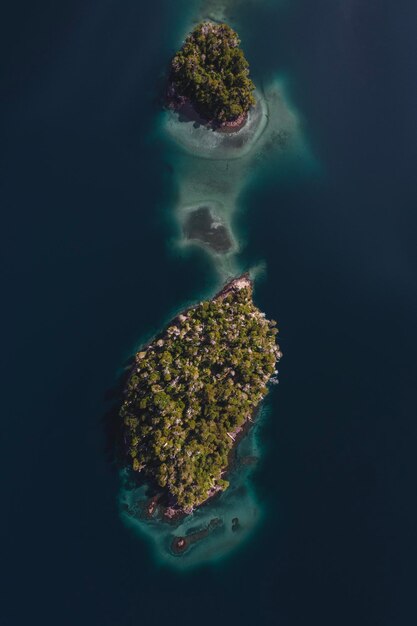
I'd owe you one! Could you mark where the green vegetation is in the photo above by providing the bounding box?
[121,277,280,511]
[170,21,256,124]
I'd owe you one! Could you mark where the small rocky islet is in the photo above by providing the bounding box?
[168,21,256,130]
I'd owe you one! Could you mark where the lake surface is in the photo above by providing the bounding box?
[2,0,417,624]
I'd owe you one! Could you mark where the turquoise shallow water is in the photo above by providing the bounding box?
[2,0,417,624]
[121,406,271,569]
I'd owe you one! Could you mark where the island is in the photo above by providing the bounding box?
[168,21,256,131]
[120,275,282,514]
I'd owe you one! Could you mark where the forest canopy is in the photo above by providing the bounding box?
[170,21,256,124]
[121,278,280,512]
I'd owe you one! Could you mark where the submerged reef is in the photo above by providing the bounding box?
[121,274,281,513]
[183,205,233,253]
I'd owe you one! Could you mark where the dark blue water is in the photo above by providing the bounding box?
[2,1,417,624]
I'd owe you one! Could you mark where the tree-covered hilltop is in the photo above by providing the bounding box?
[121,276,281,512]
[170,21,256,125]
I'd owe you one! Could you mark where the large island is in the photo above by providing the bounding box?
[121,275,281,515]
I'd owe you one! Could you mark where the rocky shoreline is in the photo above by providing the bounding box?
[171,518,223,555]
[166,84,250,134]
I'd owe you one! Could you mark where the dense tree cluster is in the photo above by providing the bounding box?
[170,21,256,124]
[121,278,280,511]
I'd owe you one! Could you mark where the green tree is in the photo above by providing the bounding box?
[170,22,255,124]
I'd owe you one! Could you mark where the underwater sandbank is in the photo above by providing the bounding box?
[163,77,312,265]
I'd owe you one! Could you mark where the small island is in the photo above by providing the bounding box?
[168,21,256,130]
[121,275,281,514]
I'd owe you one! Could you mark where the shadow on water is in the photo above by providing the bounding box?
[101,359,133,469]
[101,364,164,506]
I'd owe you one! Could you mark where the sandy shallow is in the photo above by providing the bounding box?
[183,205,235,253]
[165,90,268,160]
[196,0,280,24]
[163,77,314,274]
